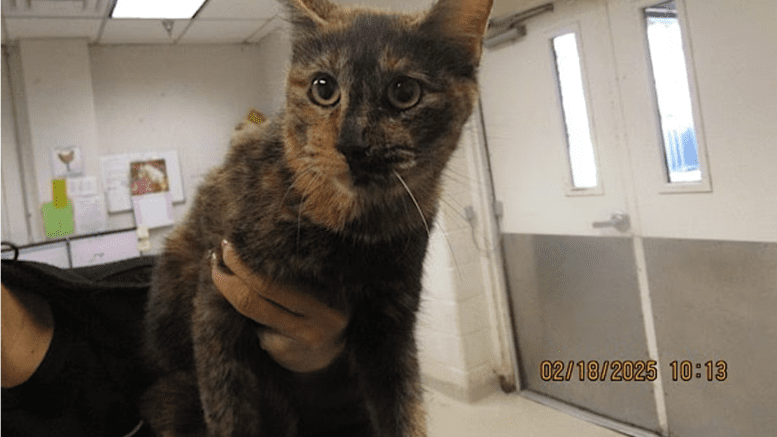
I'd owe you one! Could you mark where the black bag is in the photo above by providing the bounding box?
[2,251,157,437]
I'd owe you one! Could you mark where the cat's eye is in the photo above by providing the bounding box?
[309,74,341,107]
[387,76,422,110]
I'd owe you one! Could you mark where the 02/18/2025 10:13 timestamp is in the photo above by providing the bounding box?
[539,360,727,382]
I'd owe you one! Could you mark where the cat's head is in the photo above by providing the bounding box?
[280,0,493,235]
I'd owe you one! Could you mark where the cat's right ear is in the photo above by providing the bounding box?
[280,0,340,34]
[420,0,494,61]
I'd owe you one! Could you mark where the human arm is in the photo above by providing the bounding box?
[1,283,54,388]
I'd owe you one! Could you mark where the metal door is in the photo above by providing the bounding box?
[479,0,777,434]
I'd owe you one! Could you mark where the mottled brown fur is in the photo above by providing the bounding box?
[142,0,492,436]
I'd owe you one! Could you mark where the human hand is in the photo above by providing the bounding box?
[210,241,348,373]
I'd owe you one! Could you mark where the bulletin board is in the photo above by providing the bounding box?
[100,150,184,213]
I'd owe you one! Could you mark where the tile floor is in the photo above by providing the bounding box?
[425,387,625,437]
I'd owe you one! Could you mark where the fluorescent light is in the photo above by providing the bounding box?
[111,0,208,19]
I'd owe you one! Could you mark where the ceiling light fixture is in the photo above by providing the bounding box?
[110,0,209,19]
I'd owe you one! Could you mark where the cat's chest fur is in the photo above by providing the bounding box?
[192,118,429,311]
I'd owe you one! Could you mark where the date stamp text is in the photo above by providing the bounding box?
[540,360,727,382]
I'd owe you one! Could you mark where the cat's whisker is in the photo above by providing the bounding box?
[439,227,463,283]
[438,199,477,281]
[393,171,430,237]
[441,165,475,182]
[439,198,470,225]
[281,161,317,215]
[395,159,417,170]
[297,198,303,249]
[392,172,463,278]
[280,177,299,210]
[440,168,482,190]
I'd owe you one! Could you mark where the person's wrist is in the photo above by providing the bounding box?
[259,330,345,373]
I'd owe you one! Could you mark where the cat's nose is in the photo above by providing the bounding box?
[341,147,384,177]
[336,120,369,159]
[338,142,370,162]
[337,138,391,186]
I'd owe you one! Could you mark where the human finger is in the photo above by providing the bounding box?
[211,251,303,331]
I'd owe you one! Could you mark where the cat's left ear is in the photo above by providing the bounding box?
[420,0,495,60]
[281,0,341,33]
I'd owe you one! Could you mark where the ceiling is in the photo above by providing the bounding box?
[0,0,533,46]
[1,0,285,45]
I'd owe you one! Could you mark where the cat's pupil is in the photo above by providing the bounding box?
[315,77,335,99]
[387,77,421,110]
[310,74,340,106]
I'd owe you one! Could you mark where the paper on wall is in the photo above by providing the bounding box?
[62,176,108,235]
[66,175,99,197]
[100,155,133,212]
[72,195,108,234]
[132,192,174,229]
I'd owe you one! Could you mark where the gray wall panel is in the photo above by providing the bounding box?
[504,234,659,432]
[644,238,777,436]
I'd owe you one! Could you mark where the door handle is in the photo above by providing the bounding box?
[592,213,630,232]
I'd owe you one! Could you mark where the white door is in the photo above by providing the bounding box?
[480,0,777,435]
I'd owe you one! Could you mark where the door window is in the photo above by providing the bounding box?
[644,1,705,185]
[552,32,599,191]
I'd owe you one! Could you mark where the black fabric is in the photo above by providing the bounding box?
[1,257,157,437]
[1,256,373,436]
[289,351,373,436]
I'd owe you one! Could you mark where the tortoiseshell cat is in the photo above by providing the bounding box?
[142,0,493,435]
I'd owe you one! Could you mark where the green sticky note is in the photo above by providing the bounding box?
[42,200,75,238]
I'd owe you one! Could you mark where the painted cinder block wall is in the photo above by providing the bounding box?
[418,119,500,401]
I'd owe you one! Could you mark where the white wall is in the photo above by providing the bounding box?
[3,40,281,250]
[252,28,292,116]
[88,43,278,251]
[11,40,103,243]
